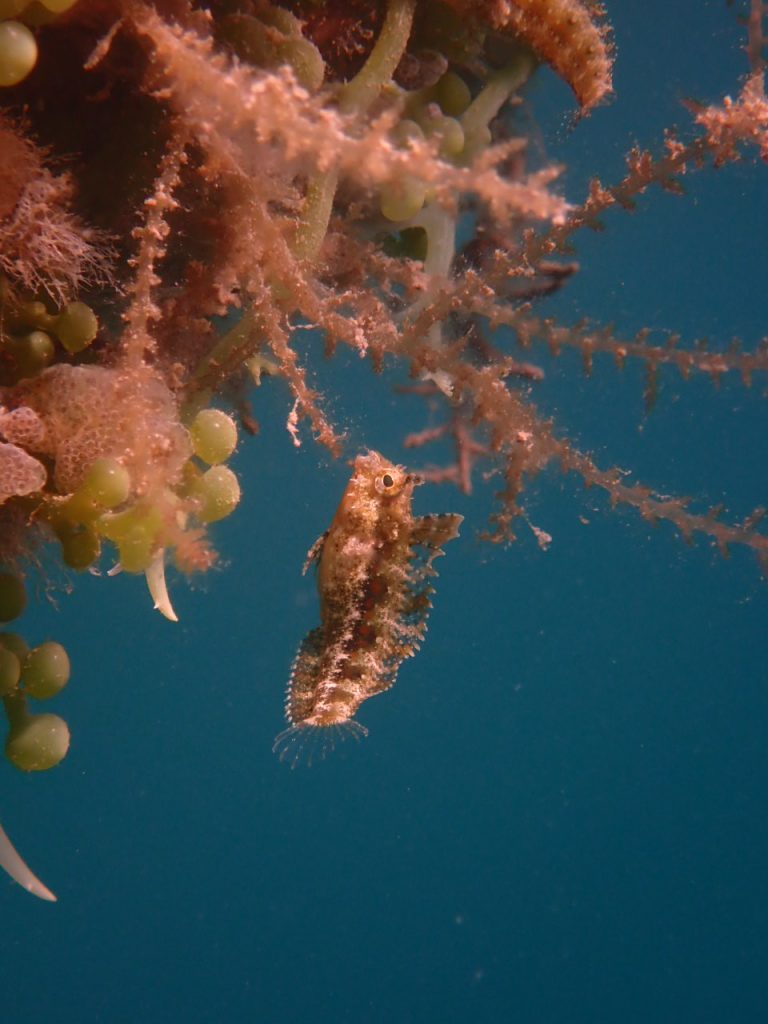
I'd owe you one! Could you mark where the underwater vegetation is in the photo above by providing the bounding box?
[0,0,766,898]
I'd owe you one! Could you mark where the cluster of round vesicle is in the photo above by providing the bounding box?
[50,456,134,571]
[0,0,79,88]
[42,405,240,577]
[185,407,241,525]
[380,70,473,224]
[2,279,241,582]
[1,378,240,781]
[1,288,103,504]
[0,572,70,773]
[0,285,100,386]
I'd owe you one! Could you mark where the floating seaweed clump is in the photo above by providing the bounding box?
[0,0,766,897]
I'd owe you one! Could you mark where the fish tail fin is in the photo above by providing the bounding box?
[272,719,368,769]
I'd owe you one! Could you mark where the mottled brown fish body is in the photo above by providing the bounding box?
[275,450,461,763]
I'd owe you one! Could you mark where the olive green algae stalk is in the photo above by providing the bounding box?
[293,0,418,262]
[408,52,537,350]
[183,0,418,392]
[459,55,538,144]
[337,0,417,115]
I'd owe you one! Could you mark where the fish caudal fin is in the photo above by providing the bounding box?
[272,719,368,769]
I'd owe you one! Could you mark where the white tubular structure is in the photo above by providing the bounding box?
[0,821,56,901]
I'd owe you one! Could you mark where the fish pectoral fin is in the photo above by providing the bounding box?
[302,530,329,575]
[0,822,57,902]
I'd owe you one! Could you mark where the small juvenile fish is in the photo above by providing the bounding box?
[274,450,462,766]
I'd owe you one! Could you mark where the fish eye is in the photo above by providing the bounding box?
[374,471,400,495]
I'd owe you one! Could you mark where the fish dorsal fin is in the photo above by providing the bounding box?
[302,530,329,575]
[406,513,463,599]
[411,513,464,551]
[368,512,463,671]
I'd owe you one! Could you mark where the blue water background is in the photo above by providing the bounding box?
[3,3,767,1021]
